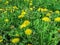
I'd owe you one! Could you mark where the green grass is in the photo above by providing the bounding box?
[0,0,60,45]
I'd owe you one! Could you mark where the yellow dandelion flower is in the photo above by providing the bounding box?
[37,8,41,11]
[0,36,3,42]
[43,8,48,12]
[54,17,60,22]
[18,14,24,18]
[21,10,26,15]
[11,38,20,44]
[25,29,32,35]
[46,13,51,16]
[20,20,30,29]
[55,10,60,14]
[42,17,51,22]
[40,8,48,12]
[18,10,26,18]
[13,6,18,9]
[4,19,9,22]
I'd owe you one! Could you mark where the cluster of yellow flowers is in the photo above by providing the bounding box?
[17,9,33,36]
[37,7,60,14]
[54,17,60,22]
[11,38,32,44]
[11,38,20,43]
[11,21,32,43]
[37,8,48,12]
[20,20,30,29]
[37,8,60,22]
[55,10,60,14]
[42,17,60,22]
[18,10,26,18]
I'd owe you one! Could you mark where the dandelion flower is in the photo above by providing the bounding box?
[43,8,48,12]
[18,14,25,18]
[40,8,48,12]
[46,13,51,16]
[18,10,26,18]
[20,20,30,29]
[11,38,20,44]
[54,17,60,22]
[37,8,41,11]
[21,10,26,15]
[55,10,60,14]
[25,29,32,35]
[42,17,51,22]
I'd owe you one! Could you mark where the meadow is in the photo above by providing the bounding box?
[0,0,60,45]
